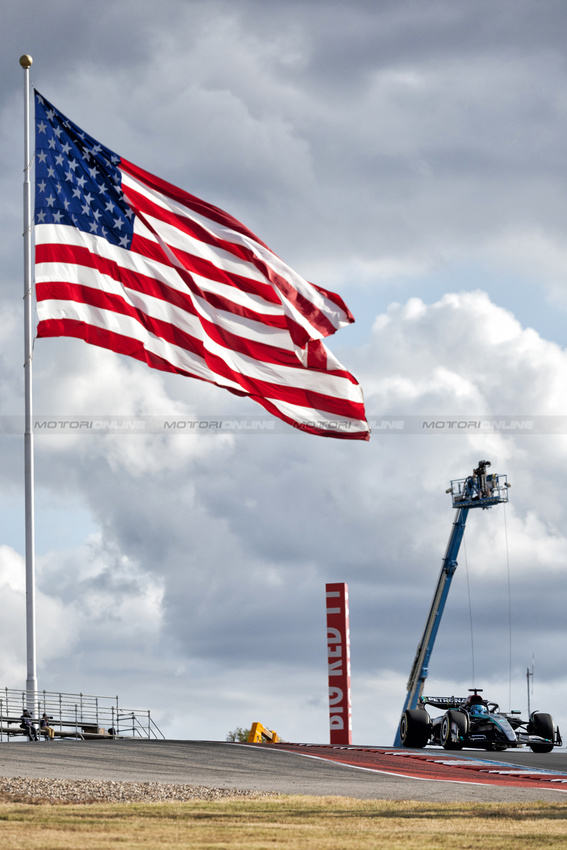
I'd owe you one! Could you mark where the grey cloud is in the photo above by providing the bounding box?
[1,3,567,744]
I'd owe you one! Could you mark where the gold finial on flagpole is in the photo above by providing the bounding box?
[20,54,33,68]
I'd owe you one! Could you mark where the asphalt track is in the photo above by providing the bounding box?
[2,740,567,802]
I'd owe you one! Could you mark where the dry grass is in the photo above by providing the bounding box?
[1,796,567,849]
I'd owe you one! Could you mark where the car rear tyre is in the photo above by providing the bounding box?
[400,709,431,748]
[441,710,467,750]
[529,712,555,753]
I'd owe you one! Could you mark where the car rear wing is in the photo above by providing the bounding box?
[420,696,468,710]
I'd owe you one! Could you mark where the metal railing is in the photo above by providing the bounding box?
[0,687,165,742]
[449,470,510,509]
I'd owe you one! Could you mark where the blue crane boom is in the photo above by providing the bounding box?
[393,460,510,748]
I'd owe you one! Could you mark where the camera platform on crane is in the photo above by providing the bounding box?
[446,460,510,509]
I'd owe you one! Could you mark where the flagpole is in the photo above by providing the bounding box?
[20,54,37,707]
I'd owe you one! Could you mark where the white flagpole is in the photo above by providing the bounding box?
[20,54,37,707]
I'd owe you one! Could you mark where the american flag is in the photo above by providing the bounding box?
[34,91,369,440]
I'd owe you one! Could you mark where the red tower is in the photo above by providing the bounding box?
[325,583,352,745]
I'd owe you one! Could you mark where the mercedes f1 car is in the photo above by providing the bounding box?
[399,689,562,752]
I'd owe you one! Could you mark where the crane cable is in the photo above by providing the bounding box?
[462,531,476,687]
[463,505,513,708]
[503,502,513,712]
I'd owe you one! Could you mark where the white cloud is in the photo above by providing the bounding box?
[0,546,79,685]
[12,290,565,744]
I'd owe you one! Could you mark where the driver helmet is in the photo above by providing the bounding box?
[469,702,487,715]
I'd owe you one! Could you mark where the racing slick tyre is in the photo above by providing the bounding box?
[529,712,555,753]
[441,710,468,750]
[399,709,431,748]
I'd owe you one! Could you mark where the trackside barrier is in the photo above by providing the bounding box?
[247,722,279,743]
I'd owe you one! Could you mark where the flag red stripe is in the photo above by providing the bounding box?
[124,176,342,340]
[36,242,288,332]
[121,158,271,249]
[248,396,369,440]
[36,278,342,373]
[37,315,366,420]
[130,229,282,306]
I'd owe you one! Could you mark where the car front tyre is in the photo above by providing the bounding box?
[529,712,555,753]
[400,709,431,748]
[441,710,466,750]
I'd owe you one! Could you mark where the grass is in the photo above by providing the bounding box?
[1,796,567,849]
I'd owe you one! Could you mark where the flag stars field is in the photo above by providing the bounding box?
[35,93,134,249]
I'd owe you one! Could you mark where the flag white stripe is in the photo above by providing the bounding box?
[37,296,363,401]
[36,259,291,349]
[36,224,286,316]
[266,397,369,434]
[123,171,351,333]
[132,204,335,346]
[37,299,243,391]
[130,203,270,286]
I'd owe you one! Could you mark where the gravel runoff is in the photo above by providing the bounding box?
[0,776,276,805]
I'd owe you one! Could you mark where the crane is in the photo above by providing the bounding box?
[393,460,510,748]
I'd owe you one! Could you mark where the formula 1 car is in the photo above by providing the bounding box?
[399,689,562,753]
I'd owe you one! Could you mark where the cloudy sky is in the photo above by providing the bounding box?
[1,0,567,745]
